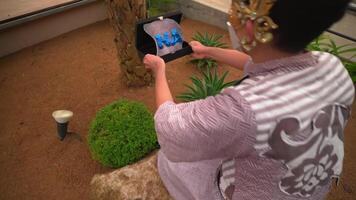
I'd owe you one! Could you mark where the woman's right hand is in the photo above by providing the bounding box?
[189,41,210,59]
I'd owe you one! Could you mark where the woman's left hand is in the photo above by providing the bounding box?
[190,41,209,59]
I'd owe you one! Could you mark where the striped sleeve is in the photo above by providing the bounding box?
[154,90,255,162]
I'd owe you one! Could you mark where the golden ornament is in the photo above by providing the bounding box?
[229,0,278,51]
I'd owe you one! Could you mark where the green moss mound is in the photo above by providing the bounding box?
[88,99,159,168]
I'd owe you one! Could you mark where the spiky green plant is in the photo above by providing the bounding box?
[177,69,235,102]
[344,61,356,82]
[191,32,228,71]
[307,35,356,82]
[147,0,179,17]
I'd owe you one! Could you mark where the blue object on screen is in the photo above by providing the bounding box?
[155,34,164,49]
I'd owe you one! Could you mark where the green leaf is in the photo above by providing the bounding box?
[177,94,196,102]
[307,34,356,83]
[147,0,179,16]
[339,47,356,55]
[183,83,197,94]
[336,44,353,51]
[218,71,229,88]
[177,70,234,102]
[191,32,227,72]
[191,76,206,97]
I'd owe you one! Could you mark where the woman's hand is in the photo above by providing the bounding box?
[190,41,250,70]
[143,54,165,75]
[143,54,173,107]
[190,41,210,59]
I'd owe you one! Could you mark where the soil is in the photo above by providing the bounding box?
[0,19,355,200]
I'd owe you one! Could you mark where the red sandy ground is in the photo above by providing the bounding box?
[0,19,355,200]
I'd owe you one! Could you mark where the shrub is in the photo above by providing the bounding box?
[177,69,235,102]
[88,99,159,168]
[147,0,179,17]
[191,32,228,71]
[307,35,356,82]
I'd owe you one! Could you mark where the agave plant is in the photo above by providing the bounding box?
[191,32,228,71]
[193,32,228,48]
[177,69,235,102]
[307,35,356,82]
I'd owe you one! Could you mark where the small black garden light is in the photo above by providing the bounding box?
[52,110,73,141]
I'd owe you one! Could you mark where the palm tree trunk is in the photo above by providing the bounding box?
[106,0,153,87]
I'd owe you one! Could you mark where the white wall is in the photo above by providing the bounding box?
[0,1,107,57]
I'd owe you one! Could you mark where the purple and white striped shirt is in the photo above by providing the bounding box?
[155,51,355,200]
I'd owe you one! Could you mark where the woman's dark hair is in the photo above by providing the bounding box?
[269,0,351,52]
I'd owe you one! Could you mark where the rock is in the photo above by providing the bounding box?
[90,151,172,200]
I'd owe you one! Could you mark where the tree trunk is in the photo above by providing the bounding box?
[106,0,154,87]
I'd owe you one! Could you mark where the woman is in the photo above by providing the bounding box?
[143,0,354,199]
